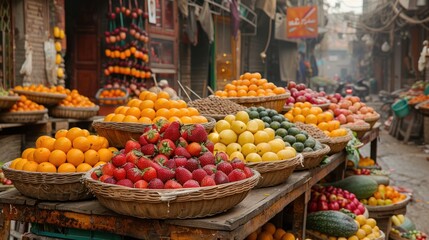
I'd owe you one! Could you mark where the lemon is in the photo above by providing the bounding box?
[238,131,255,145]
[256,142,271,155]
[215,120,231,133]
[226,143,242,156]
[231,120,247,134]
[241,143,257,156]
[269,139,286,153]
[254,130,270,145]
[208,132,220,143]
[263,128,276,140]
[277,149,296,160]
[230,151,245,161]
[219,129,238,145]
[262,152,279,162]
[235,111,250,123]
[254,119,265,131]
[246,120,260,133]
[245,152,262,163]
[214,142,227,154]
[224,114,236,124]
[285,146,297,155]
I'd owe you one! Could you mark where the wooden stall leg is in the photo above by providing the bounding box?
[0,216,10,240]
[370,136,378,162]
[292,189,310,239]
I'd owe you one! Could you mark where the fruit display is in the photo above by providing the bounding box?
[360,184,408,206]
[97,87,128,105]
[408,94,429,105]
[0,166,12,185]
[358,156,376,168]
[325,175,378,200]
[327,93,343,104]
[309,185,366,216]
[285,81,330,106]
[209,110,299,163]
[92,122,255,189]
[53,26,66,80]
[9,127,115,173]
[327,96,378,125]
[245,222,296,240]
[306,210,359,237]
[59,89,96,107]
[397,231,427,240]
[284,102,349,138]
[13,85,68,95]
[8,95,45,112]
[103,90,208,124]
[214,72,286,98]
[187,97,247,116]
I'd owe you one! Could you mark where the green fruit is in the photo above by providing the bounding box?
[306,211,359,237]
[284,142,291,147]
[272,115,283,123]
[268,110,278,117]
[303,147,314,152]
[324,175,378,200]
[259,111,268,118]
[292,142,305,152]
[264,122,270,128]
[270,121,281,130]
[280,121,294,130]
[248,111,259,119]
[275,128,288,138]
[261,116,272,124]
[295,133,307,143]
[257,106,266,112]
[287,127,300,136]
[304,138,316,148]
[284,135,296,145]
[300,130,309,138]
[248,107,257,112]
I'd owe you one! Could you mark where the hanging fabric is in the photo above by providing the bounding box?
[197,0,214,43]
[230,0,240,39]
[178,0,189,17]
[256,0,276,20]
[187,6,199,45]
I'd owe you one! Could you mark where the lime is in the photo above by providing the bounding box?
[283,135,296,145]
[268,110,278,117]
[287,127,300,136]
[248,111,259,119]
[295,133,307,143]
[302,147,314,152]
[248,107,257,112]
[263,128,276,140]
[304,138,316,148]
[261,116,272,124]
[269,121,281,130]
[280,121,294,130]
[275,128,288,138]
[272,115,283,123]
[256,142,272,155]
[314,142,322,150]
[284,142,291,147]
[264,122,270,128]
[246,120,260,133]
[226,143,242,156]
[262,152,279,161]
[208,132,220,143]
[224,115,236,124]
[214,142,227,154]
[292,142,305,152]
[238,131,255,145]
[245,152,262,163]
[235,111,250,123]
[241,143,257,156]
[219,129,238,145]
[231,120,247,134]
[254,131,270,145]
[269,139,286,153]
[229,151,245,161]
[215,120,231,133]
[259,111,269,118]
[277,149,296,160]
[256,106,266,112]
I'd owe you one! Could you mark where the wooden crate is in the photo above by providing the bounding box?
[0,135,23,163]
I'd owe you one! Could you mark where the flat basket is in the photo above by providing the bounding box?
[0,95,20,109]
[246,154,302,188]
[92,117,216,148]
[2,161,92,201]
[364,113,380,128]
[295,122,330,143]
[95,88,129,106]
[306,230,384,240]
[326,129,353,155]
[222,93,290,112]
[366,194,411,217]
[13,89,66,106]
[84,167,260,219]
[341,122,371,139]
[297,144,331,170]
[50,105,100,119]
[0,109,48,123]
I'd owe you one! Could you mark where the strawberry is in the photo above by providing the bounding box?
[99,174,112,182]
[116,179,134,188]
[126,150,143,164]
[142,167,157,182]
[174,147,191,158]
[135,156,152,170]
[153,154,169,166]
[91,169,102,180]
[150,161,162,171]
[138,133,148,146]
[126,167,143,183]
[163,121,181,141]
[214,171,229,184]
[201,175,216,187]
[183,179,200,188]
[102,162,115,176]
[216,161,233,175]
[204,140,214,153]
[113,167,126,180]
[143,129,160,144]
[186,142,202,157]
[231,158,245,170]
[141,144,157,157]
[175,167,192,185]
[111,153,127,167]
[134,179,148,189]
[157,139,176,157]
[215,152,229,163]
[104,177,117,184]
[124,140,141,154]
[177,137,188,148]
[154,118,170,133]
[164,179,183,189]
[157,167,175,183]
[192,169,208,183]
[182,124,207,143]
[228,169,246,182]
[148,178,164,189]
[122,162,136,172]
[203,164,216,175]
[199,152,215,166]
[174,157,188,167]
[243,167,254,178]
[185,158,199,172]
[164,159,177,169]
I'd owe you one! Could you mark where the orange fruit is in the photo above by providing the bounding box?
[35,136,50,148]
[305,114,318,125]
[139,99,155,110]
[82,129,90,137]
[37,162,57,173]
[10,158,21,169]
[58,163,76,173]
[168,116,182,123]
[55,129,68,139]
[157,91,170,99]
[262,222,276,235]
[237,89,247,97]
[94,161,106,167]
[54,137,72,153]
[257,78,268,86]
[126,107,141,118]
[141,108,156,120]
[22,148,36,159]
[237,85,248,92]
[247,90,257,97]
[281,233,295,240]
[22,161,39,172]
[114,106,125,114]
[227,90,237,97]
[327,120,341,131]
[292,108,302,116]
[138,117,152,124]
[168,108,181,118]
[139,91,149,100]
[284,113,294,122]
[84,149,100,166]
[187,107,200,116]
[87,135,104,151]
[302,102,312,108]
[144,92,158,102]
[154,98,170,110]
[33,147,51,164]
[98,148,113,162]
[310,107,323,115]
[152,116,168,124]
[176,100,187,108]
[294,114,305,123]
[273,228,286,240]
[243,72,252,80]
[118,106,130,115]
[273,87,286,95]
[156,108,170,119]
[127,99,142,108]
[180,116,193,124]
[257,231,273,240]
[48,149,67,167]
[67,148,85,167]
[301,107,310,116]
[191,115,208,123]
[76,163,92,172]
[111,114,126,122]
[318,122,329,131]
[99,136,109,148]
[15,158,29,170]
[73,136,91,152]
[225,83,236,91]
[123,115,139,123]
[104,113,115,122]
[66,127,85,142]
[248,84,258,91]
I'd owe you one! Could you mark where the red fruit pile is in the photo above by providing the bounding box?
[309,185,366,216]
[353,168,371,175]
[92,121,254,189]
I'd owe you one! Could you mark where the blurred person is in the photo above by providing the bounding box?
[158,79,179,100]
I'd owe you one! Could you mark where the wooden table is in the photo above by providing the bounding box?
[0,125,380,240]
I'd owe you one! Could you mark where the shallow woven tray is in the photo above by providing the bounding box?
[364,113,380,128]
[2,161,92,201]
[297,144,331,170]
[222,93,290,112]
[84,167,260,219]
[326,129,353,154]
[13,89,66,106]
[0,95,20,109]
[366,194,411,213]
[341,123,371,139]
[295,122,330,143]
[50,105,100,119]
[92,117,216,148]
[95,88,129,106]
[246,154,302,188]
[203,113,227,121]
[306,230,384,240]
[0,109,48,123]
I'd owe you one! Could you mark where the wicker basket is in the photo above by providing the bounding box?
[84,167,260,219]
[92,117,216,148]
[246,154,302,188]
[315,102,331,111]
[341,123,371,139]
[95,87,129,106]
[295,122,330,143]
[326,130,353,154]
[297,144,331,170]
[222,93,290,112]
[0,95,20,110]
[306,230,384,240]
[364,113,380,128]
[282,105,292,113]
[0,109,48,123]
[2,161,92,201]
[203,114,227,121]
[366,194,411,215]
[50,105,99,119]
[13,89,66,106]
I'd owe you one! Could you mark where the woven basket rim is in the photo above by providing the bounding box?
[53,105,100,111]
[13,89,67,99]
[306,229,384,240]
[84,166,261,202]
[294,122,330,142]
[301,144,330,158]
[0,95,20,101]
[219,93,290,103]
[315,102,331,109]
[329,129,353,144]
[246,153,303,171]
[0,109,48,115]
[341,122,371,131]
[363,113,380,122]
[365,194,411,211]
[95,87,129,101]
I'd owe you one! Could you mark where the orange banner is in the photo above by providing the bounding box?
[286,6,318,39]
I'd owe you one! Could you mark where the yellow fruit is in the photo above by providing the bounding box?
[254,131,270,145]
[355,229,366,239]
[348,236,359,240]
[262,152,279,161]
[59,29,65,39]
[256,142,272,155]
[268,139,285,153]
[397,214,405,224]
[57,68,64,78]
[214,142,227,154]
[355,215,367,227]
[53,26,60,38]
[231,120,247,134]
[238,131,255,145]
[361,224,372,235]
[246,120,260,133]
[277,149,296,160]
[208,132,220,143]
[215,120,231,133]
[263,128,276,140]
[368,197,377,206]
[226,143,242,156]
[245,152,262,162]
[219,129,238,145]
[235,111,250,123]
[55,54,62,64]
[224,114,236,124]
[366,218,377,228]
[55,41,62,52]
[229,151,245,161]
[241,143,257,156]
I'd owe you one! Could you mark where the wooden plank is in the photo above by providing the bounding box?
[308,152,346,186]
[0,189,38,206]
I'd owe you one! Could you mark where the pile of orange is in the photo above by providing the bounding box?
[361,184,407,206]
[215,72,287,98]
[245,222,295,240]
[284,102,348,137]
[9,95,45,112]
[60,89,96,107]
[98,88,127,105]
[14,85,68,94]
[9,127,117,173]
[104,90,208,124]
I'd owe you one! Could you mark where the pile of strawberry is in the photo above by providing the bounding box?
[91,121,254,189]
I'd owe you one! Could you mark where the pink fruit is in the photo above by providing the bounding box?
[116,179,133,188]
[148,178,164,189]
[134,180,148,189]
[201,175,216,186]
[192,169,208,183]
[183,179,200,188]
